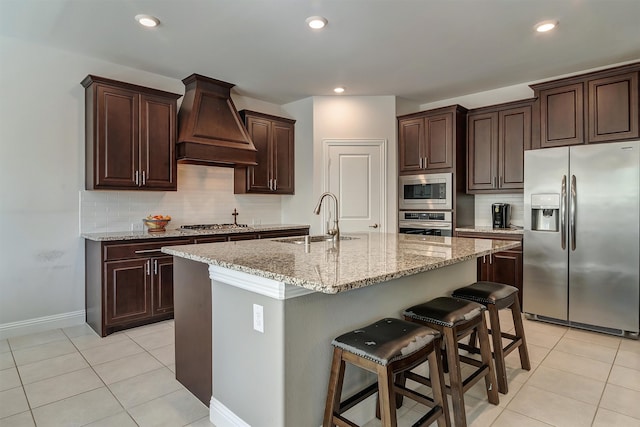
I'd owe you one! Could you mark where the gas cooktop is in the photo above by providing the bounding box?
[180,223,250,230]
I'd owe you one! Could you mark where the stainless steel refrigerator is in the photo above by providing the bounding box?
[524,140,640,337]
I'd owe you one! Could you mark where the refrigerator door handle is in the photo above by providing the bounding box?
[570,174,577,251]
[561,175,567,249]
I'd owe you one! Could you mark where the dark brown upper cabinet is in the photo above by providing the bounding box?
[588,71,639,143]
[531,63,639,149]
[467,100,532,193]
[82,75,181,191]
[234,110,295,194]
[398,105,467,175]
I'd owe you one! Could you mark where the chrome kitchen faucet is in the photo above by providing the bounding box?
[313,192,340,241]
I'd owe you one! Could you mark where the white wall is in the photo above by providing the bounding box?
[280,96,398,234]
[281,97,314,228]
[0,36,285,337]
[310,96,398,234]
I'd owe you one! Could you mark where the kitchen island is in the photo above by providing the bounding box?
[162,233,520,427]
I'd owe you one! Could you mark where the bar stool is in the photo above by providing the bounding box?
[323,318,450,427]
[403,297,499,427]
[452,281,531,394]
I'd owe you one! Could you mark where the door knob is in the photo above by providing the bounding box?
[369,223,379,229]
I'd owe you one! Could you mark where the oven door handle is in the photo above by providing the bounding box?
[399,222,452,229]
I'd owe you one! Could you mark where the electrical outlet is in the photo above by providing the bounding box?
[131,222,143,231]
[253,304,264,333]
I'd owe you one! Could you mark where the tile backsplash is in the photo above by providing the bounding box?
[474,193,524,227]
[80,164,283,233]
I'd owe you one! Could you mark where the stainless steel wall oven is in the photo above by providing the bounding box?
[398,211,452,237]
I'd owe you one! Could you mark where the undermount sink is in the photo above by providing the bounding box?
[274,235,358,244]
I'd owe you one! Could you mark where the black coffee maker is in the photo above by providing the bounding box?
[492,203,511,229]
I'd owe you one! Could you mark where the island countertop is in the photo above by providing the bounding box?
[162,232,520,294]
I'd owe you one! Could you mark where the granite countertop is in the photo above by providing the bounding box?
[455,225,524,235]
[81,224,310,242]
[162,232,521,294]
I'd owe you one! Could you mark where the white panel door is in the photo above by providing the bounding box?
[323,140,386,233]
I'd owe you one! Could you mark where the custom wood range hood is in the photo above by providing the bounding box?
[176,74,257,167]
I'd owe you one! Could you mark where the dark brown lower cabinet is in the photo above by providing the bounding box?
[104,255,174,326]
[153,256,175,315]
[456,231,523,306]
[86,227,310,337]
[87,238,190,337]
[105,258,152,326]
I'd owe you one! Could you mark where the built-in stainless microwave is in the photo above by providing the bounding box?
[399,173,452,210]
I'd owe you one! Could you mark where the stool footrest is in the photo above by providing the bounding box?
[339,382,378,413]
[395,384,436,409]
[502,337,522,357]
[461,365,490,394]
[458,342,480,354]
[459,354,482,367]
[413,406,446,427]
[333,413,359,427]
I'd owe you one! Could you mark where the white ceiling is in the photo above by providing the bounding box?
[2,0,640,105]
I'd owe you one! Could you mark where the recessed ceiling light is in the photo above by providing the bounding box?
[535,20,558,33]
[334,87,345,94]
[135,14,160,28]
[306,16,328,30]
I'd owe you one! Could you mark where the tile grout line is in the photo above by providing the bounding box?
[58,326,133,427]
[65,322,181,426]
[494,318,566,426]
[4,337,37,426]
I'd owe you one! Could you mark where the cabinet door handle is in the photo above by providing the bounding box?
[489,254,493,264]
[153,259,158,275]
[268,179,273,190]
[499,176,503,188]
[135,170,139,186]
[142,171,146,186]
[273,179,277,191]
[482,255,486,263]
[424,157,428,169]
[493,176,497,187]
[146,260,151,276]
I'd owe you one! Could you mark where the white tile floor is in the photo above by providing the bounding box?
[0,320,211,427]
[0,314,639,426]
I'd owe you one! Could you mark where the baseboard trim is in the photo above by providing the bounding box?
[210,394,376,427]
[210,397,251,427]
[0,310,86,340]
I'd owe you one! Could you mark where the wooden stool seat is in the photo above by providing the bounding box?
[404,297,499,427]
[452,281,531,395]
[323,318,450,427]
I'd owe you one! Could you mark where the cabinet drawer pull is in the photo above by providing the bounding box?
[134,249,164,254]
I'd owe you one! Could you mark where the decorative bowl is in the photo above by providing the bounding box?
[143,218,171,232]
